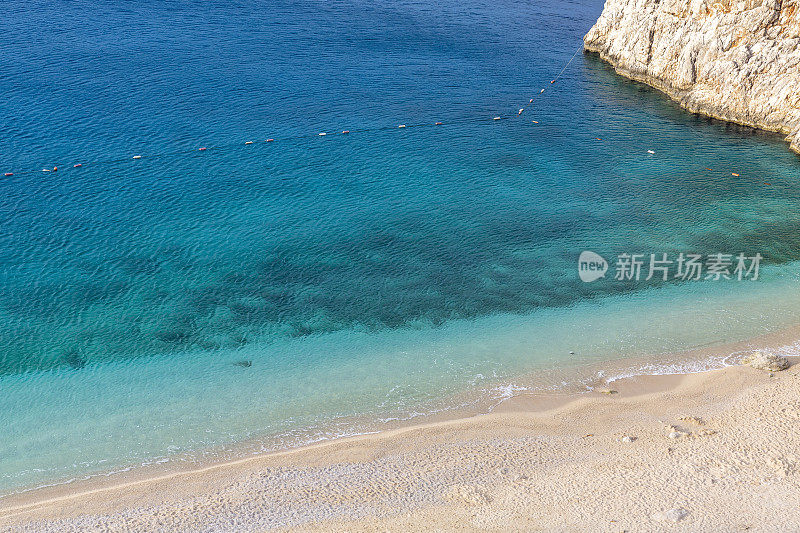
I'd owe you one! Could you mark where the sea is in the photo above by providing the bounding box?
[1,0,799,494]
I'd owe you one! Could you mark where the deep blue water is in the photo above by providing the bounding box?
[1,0,800,492]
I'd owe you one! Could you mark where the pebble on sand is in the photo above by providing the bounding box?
[667,425,689,439]
[740,351,790,372]
[652,508,688,522]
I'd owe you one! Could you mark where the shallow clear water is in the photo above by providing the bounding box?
[1,0,799,493]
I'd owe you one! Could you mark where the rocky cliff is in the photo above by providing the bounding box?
[584,0,800,153]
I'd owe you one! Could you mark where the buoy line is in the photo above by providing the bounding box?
[2,42,587,179]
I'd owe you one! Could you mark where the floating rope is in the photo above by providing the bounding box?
[551,44,583,85]
[2,43,588,179]
[512,45,582,121]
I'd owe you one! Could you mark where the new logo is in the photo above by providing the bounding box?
[578,251,608,282]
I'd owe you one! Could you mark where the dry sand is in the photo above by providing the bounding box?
[2,358,800,531]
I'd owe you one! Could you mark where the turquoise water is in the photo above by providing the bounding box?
[1,0,800,493]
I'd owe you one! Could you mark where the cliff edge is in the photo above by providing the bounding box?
[584,0,800,153]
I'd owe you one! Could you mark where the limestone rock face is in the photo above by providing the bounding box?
[584,0,800,153]
[741,351,790,371]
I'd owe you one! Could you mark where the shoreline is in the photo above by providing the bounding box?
[0,317,788,501]
[3,323,800,530]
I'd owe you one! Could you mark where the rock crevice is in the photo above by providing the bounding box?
[584,0,800,153]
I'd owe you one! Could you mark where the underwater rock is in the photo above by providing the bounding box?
[154,329,191,344]
[62,349,86,369]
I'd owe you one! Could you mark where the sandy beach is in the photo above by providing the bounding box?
[3,0,800,530]
[2,353,799,532]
